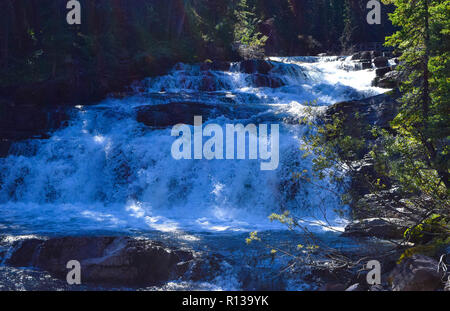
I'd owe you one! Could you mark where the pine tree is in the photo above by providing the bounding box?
[381,0,450,193]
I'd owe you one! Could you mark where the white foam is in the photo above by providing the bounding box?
[0,56,386,235]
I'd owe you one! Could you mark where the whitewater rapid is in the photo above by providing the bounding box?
[0,56,385,236]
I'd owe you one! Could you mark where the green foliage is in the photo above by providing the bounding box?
[381,0,450,193]
[234,0,267,48]
[404,214,450,243]
[299,102,368,189]
[0,0,397,89]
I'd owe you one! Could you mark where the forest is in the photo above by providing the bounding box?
[0,0,395,101]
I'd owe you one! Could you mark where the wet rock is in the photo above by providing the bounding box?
[351,52,361,60]
[239,59,274,75]
[0,103,69,144]
[326,92,400,132]
[136,101,266,128]
[7,236,196,287]
[373,56,389,68]
[389,255,444,291]
[342,218,409,240]
[252,74,284,88]
[376,66,392,77]
[200,61,230,72]
[352,187,409,220]
[361,61,372,70]
[360,51,372,61]
[373,70,401,89]
[371,51,382,58]
[136,102,221,127]
[445,277,450,291]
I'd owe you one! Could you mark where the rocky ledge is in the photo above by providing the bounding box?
[1,236,220,287]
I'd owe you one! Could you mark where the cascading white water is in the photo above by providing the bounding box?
[0,56,386,236]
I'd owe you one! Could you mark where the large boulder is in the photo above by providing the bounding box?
[373,70,401,89]
[376,66,392,77]
[0,100,69,144]
[351,52,362,60]
[360,51,372,61]
[342,218,409,239]
[360,61,372,70]
[371,51,382,58]
[6,236,196,287]
[389,255,445,291]
[373,56,389,68]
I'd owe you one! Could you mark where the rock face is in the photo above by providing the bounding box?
[325,91,400,132]
[136,101,266,128]
[352,188,408,220]
[342,218,408,240]
[373,70,401,89]
[0,100,69,157]
[389,255,445,291]
[6,236,196,287]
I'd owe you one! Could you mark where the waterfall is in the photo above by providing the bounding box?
[0,56,386,235]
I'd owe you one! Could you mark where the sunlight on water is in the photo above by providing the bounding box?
[0,57,386,236]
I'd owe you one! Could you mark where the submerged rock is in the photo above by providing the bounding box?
[6,236,197,287]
